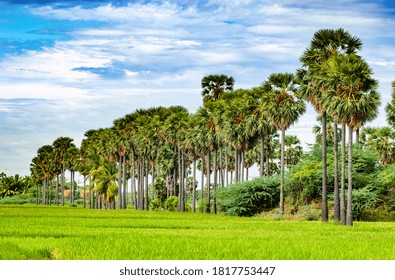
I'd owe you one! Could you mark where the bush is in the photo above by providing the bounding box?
[150,198,164,211]
[352,186,380,221]
[164,196,178,212]
[217,175,280,217]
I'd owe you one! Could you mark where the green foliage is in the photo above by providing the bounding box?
[0,186,36,204]
[217,175,280,217]
[288,145,381,207]
[150,198,164,211]
[164,196,178,212]
[372,164,395,210]
[287,159,323,205]
[352,186,380,221]
[0,175,33,198]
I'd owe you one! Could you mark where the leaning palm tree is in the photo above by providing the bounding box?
[322,54,380,226]
[201,74,235,104]
[299,28,362,222]
[259,73,306,213]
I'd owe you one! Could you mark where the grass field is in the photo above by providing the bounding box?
[0,204,394,260]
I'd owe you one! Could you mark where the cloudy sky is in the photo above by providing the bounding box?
[1,0,395,176]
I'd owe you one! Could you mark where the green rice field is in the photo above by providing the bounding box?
[0,204,394,260]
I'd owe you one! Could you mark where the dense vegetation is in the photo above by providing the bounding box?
[1,28,395,225]
[0,205,394,260]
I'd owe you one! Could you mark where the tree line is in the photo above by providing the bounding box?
[24,28,392,226]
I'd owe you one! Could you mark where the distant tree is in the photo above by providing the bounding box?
[201,74,234,104]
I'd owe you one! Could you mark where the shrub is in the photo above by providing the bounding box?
[217,175,280,217]
[352,186,380,221]
[164,196,178,212]
[150,198,164,211]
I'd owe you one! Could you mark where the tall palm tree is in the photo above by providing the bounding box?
[322,54,380,226]
[299,28,362,222]
[201,74,235,104]
[53,137,76,206]
[259,73,305,213]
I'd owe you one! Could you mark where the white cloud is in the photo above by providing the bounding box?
[1,0,395,176]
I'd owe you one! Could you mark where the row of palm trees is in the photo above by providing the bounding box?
[29,28,381,226]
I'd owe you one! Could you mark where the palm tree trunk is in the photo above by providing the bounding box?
[181,152,185,212]
[192,159,196,213]
[83,175,86,208]
[322,112,328,222]
[206,150,211,213]
[36,182,39,204]
[260,133,265,177]
[178,149,185,212]
[139,158,144,210]
[70,171,74,204]
[117,155,122,210]
[42,178,46,205]
[280,129,285,214]
[234,147,239,182]
[219,146,224,186]
[131,150,136,208]
[123,155,127,209]
[48,178,51,205]
[334,121,340,221]
[213,148,217,214]
[355,128,360,144]
[55,175,59,206]
[346,126,353,226]
[144,159,149,211]
[225,146,229,186]
[241,150,245,182]
[200,157,205,213]
[151,162,155,201]
[61,166,65,206]
[340,124,346,225]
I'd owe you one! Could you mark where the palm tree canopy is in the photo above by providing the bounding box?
[321,54,380,129]
[298,28,363,114]
[385,80,395,129]
[201,74,235,103]
[260,73,306,131]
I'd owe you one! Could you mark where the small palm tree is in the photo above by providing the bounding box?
[90,160,118,209]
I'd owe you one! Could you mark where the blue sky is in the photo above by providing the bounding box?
[1,0,395,176]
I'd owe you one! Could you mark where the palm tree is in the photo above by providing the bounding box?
[31,145,55,205]
[299,28,362,222]
[259,73,306,213]
[53,137,76,206]
[385,80,395,129]
[284,135,303,166]
[361,126,395,165]
[90,160,118,209]
[201,74,235,104]
[322,54,380,226]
